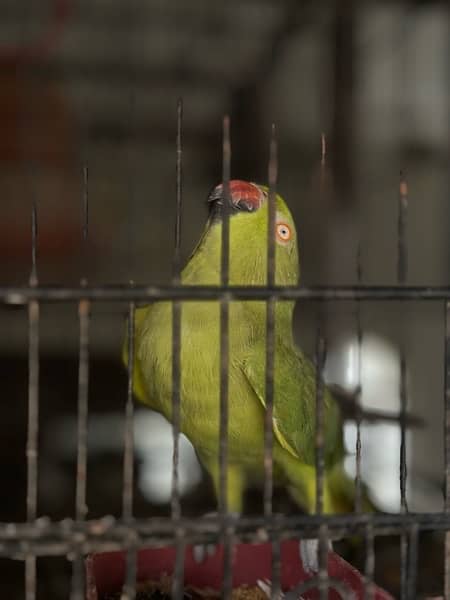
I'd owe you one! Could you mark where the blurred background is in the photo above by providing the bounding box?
[0,0,448,597]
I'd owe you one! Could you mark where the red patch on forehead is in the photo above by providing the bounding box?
[228,180,264,212]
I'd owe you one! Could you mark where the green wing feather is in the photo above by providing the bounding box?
[122,306,153,407]
[241,340,344,467]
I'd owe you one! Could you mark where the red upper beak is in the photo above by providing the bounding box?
[208,180,265,216]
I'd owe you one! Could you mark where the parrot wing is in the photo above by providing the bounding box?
[241,340,343,467]
[122,306,153,406]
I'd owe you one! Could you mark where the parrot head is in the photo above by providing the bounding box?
[182,180,299,286]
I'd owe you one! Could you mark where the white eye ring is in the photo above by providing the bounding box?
[276,222,292,243]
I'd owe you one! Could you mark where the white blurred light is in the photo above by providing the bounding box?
[325,333,404,512]
[49,409,203,505]
[134,410,202,504]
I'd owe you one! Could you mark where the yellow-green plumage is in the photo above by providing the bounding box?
[124,182,363,514]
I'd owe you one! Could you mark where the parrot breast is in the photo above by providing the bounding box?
[136,299,267,468]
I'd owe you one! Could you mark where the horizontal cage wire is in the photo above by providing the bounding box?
[0,3,449,600]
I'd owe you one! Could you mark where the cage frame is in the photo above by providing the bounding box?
[0,102,449,600]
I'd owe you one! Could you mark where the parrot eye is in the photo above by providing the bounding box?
[276,222,292,244]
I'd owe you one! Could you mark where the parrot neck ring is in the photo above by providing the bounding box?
[208,180,266,218]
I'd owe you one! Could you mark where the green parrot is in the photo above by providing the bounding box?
[124,180,368,515]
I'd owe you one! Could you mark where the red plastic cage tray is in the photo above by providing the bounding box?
[86,540,394,599]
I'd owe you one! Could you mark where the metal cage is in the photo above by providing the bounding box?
[0,2,449,599]
[0,108,449,599]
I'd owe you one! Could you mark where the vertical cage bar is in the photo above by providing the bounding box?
[399,350,409,600]
[364,523,375,600]
[172,532,186,600]
[173,98,184,284]
[71,297,90,600]
[171,98,184,600]
[264,125,276,516]
[397,173,408,285]
[398,172,409,600]
[71,558,84,600]
[26,200,39,600]
[315,137,326,520]
[444,300,450,599]
[83,166,89,242]
[220,114,232,600]
[122,14,138,587]
[406,524,419,600]
[30,200,38,288]
[316,132,329,599]
[71,166,91,600]
[399,354,408,512]
[446,11,450,594]
[76,170,90,522]
[265,124,281,599]
[122,300,136,600]
[315,327,328,600]
[359,216,372,598]
[354,241,363,514]
[399,370,408,597]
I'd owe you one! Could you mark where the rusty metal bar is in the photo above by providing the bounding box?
[314,335,326,503]
[120,20,140,598]
[172,528,185,600]
[265,124,281,600]
[220,114,232,600]
[219,115,231,515]
[398,171,409,600]
[25,199,39,600]
[264,124,276,517]
[123,540,137,600]
[397,172,408,285]
[173,99,183,282]
[354,241,363,514]
[445,300,450,599]
[399,350,409,599]
[315,130,329,597]
[1,512,450,555]
[271,521,281,600]
[315,131,329,600]
[71,297,90,600]
[4,284,450,304]
[70,556,84,600]
[122,299,136,600]
[399,349,409,600]
[364,522,375,600]
[83,166,89,242]
[70,163,91,600]
[29,201,38,289]
[406,524,419,599]
[171,97,184,600]
[338,309,376,600]
[315,328,329,600]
